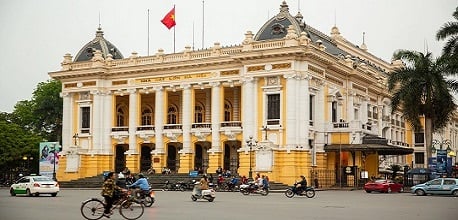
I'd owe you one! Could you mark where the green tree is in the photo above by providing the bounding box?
[32,80,62,142]
[387,164,402,180]
[387,50,457,166]
[436,7,458,56]
[11,80,62,142]
[0,119,42,179]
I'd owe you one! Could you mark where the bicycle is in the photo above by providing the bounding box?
[80,189,144,220]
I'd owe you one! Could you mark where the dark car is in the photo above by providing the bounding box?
[364,179,403,193]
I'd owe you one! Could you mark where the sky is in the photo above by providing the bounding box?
[0,0,456,113]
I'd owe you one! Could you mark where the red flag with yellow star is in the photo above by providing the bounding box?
[161,7,176,29]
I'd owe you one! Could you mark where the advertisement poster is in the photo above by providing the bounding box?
[39,142,61,179]
[436,150,447,174]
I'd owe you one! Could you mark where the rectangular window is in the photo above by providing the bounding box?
[267,94,280,125]
[414,133,425,145]
[414,152,424,164]
[81,107,90,133]
[332,101,337,122]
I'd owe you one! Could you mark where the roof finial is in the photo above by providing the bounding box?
[98,11,101,29]
[360,32,368,51]
[280,1,289,13]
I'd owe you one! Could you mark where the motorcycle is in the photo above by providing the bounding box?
[191,182,216,202]
[239,181,269,196]
[284,182,315,198]
[163,180,186,191]
[129,184,156,207]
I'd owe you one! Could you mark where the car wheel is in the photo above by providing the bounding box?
[365,190,372,193]
[34,193,39,197]
[415,189,426,196]
[26,189,32,197]
[10,188,16,196]
[51,193,57,197]
[452,190,458,197]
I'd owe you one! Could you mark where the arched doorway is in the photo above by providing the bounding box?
[224,141,240,175]
[194,142,210,173]
[115,144,128,173]
[140,144,154,173]
[166,144,180,172]
[195,145,203,171]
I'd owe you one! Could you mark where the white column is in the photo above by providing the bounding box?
[128,89,138,153]
[181,84,192,152]
[298,74,310,147]
[233,88,240,121]
[284,73,297,148]
[91,90,103,153]
[205,89,211,123]
[102,90,113,154]
[348,91,355,121]
[154,86,165,153]
[361,97,368,123]
[242,77,256,145]
[61,92,73,151]
[210,82,221,151]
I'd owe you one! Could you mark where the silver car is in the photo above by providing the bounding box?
[410,178,458,196]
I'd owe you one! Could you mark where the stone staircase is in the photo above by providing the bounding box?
[59,173,289,190]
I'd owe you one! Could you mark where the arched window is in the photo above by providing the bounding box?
[142,107,153,125]
[194,104,204,123]
[224,100,232,121]
[116,106,125,126]
[167,105,178,124]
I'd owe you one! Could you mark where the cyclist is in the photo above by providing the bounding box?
[128,173,150,199]
[101,172,124,218]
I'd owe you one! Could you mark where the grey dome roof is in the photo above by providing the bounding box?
[254,1,346,56]
[74,27,124,62]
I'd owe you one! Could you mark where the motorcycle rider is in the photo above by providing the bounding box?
[296,175,308,193]
[128,173,150,199]
[195,174,209,196]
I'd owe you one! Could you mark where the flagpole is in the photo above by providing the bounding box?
[174,5,176,53]
[202,0,205,49]
[147,9,150,56]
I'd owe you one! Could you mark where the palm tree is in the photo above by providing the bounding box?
[436,7,458,56]
[387,50,457,166]
[387,164,402,181]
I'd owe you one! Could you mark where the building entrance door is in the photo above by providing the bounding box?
[115,145,128,173]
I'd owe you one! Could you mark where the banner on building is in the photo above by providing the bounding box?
[39,142,61,179]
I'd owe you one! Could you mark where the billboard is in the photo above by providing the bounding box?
[39,142,61,179]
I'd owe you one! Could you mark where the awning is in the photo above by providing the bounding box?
[324,144,414,155]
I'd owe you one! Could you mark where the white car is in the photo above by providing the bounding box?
[10,175,59,197]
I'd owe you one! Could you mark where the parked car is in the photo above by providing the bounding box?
[10,175,59,197]
[410,178,458,196]
[364,179,404,193]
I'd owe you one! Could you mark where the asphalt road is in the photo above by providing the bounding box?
[0,188,456,220]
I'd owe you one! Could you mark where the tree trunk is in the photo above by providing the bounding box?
[425,117,433,168]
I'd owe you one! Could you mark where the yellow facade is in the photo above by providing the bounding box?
[50,1,416,186]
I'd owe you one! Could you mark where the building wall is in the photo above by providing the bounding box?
[51,24,414,185]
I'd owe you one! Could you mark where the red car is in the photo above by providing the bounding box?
[364,179,404,193]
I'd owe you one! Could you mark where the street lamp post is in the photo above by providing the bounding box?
[246,136,257,179]
[52,143,58,181]
[22,156,33,174]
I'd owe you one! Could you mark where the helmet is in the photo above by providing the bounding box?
[138,173,145,178]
